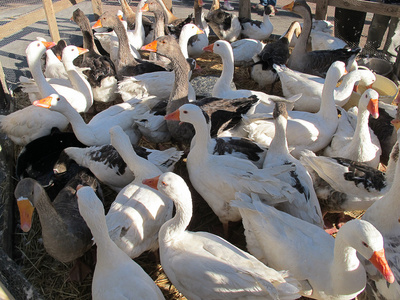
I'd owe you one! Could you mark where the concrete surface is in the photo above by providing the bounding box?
[0,0,372,91]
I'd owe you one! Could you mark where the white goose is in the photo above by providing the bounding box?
[187,0,210,58]
[33,94,146,146]
[0,40,69,145]
[360,124,400,300]
[165,103,297,234]
[203,40,298,114]
[21,42,93,113]
[57,144,183,191]
[323,89,381,168]
[243,61,345,157]
[142,172,301,300]
[263,102,324,227]
[105,126,173,259]
[76,186,165,300]
[232,192,395,300]
[274,64,376,112]
[239,4,274,41]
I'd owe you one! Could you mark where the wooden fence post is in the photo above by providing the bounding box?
[42,0,60,42]
[91,0,103,20]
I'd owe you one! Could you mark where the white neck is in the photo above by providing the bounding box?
[112,134,161,180]
[347,106,374,162]
[133,3,145,45]
[158,187,192,245]
[330,233,367,298]
[213,47,235,95]
[289,8,311,60]
[28,48,58,97]
[62,59,93,108]
[318,70,341,121]
[267,115,290,157]
[334,71,360,105]
[187,115,212,162]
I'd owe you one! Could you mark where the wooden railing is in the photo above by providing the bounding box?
[307,0,400,20]
[0,0,103,42]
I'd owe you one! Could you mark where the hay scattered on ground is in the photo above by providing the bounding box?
[12,37,364,300]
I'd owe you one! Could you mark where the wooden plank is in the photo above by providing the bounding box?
[307,0,400,18]
[42,0,60,42]
[91,0,103,20]
[239,0,251,19]
[0,0,86,41]
[315,0,328,20]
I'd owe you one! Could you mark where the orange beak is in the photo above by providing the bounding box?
[391,119,400,131]
[282,1,294,11]
[141,3,149,12]
[117,14,124,21]
[41,41,56,50]
[17,198,35,232]
[369,248,395,284]
[142,175,160,190]
[196,27,204,35]
[92,19,102,29]
[203,43,214,53]
[77,46,89,55]
[164,109,180,121]
[394,89,400,104]
[33,95,53,109]
[141,40,157,52]
[367,98,379,119]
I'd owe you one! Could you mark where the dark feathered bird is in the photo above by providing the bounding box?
[283,0,360,77]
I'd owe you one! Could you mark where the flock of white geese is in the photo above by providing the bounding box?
[5,0,400,299]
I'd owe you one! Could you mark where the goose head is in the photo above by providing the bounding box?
[60,45,89,64]
[358,88,379,119]
[26,39,56,65]
[141,0,162,14]
[141,35,184,61]
[180,24,204,40]
[203,40,233,61]
[142,171,190,201]
[33,93,71,112]
[326,61,348,83]
[338,219,394,284]
[15,178,42,232]
[92,11,120,30]
[353,69,376,92]
[165,103,209,127]
[282,0,311,19]
[76,185,104,225]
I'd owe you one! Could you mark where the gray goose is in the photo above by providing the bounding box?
[283,0,360,77]
[92,11,168,81]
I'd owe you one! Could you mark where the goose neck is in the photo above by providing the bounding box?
[292,8,311,56]
[217,49,235,88]
[188,117,211,158]
[28,50,57,97]
[159,188,192,245]
[113,20,136,67]
[331,233,366,296]
[268,116,290,155]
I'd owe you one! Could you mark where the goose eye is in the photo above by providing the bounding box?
[161,181,168,187]
[71,48,75,52]
[56,97,60,101]
[362,241,369,248]
[183,110,188,114]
